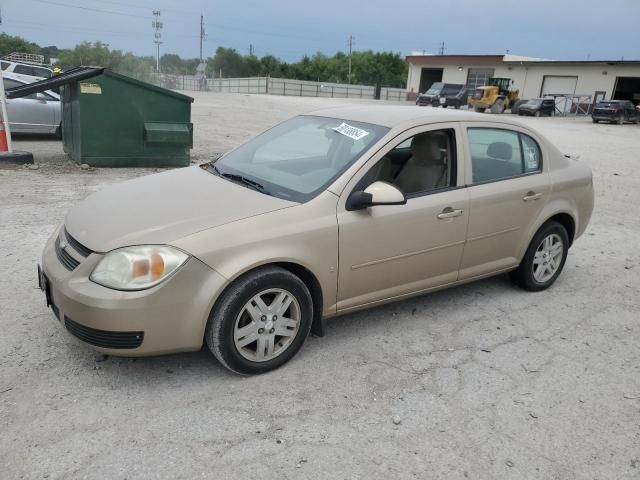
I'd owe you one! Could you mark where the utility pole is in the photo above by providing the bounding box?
[249,44,254,56]
[438,41,446,56]
[199,14,204,64]
[152,9,163,73]
[348,35,354,84]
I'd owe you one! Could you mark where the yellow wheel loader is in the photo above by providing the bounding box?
[468,78,520,114]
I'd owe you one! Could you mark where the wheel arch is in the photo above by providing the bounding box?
[518,207,578,262]
[212,260,327,338]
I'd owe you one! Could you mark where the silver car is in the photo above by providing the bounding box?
[3,74,61,136]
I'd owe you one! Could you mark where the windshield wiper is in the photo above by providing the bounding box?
[209,164,270,195]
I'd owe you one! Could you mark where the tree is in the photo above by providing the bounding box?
[0,33,41,57]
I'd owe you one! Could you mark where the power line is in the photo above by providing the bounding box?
[438,41,446,55]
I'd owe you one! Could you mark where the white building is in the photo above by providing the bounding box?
[406,54,640,105]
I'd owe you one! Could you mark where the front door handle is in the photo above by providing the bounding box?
[437,207,464,219]
[523,191,542,202]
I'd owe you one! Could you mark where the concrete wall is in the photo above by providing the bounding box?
[407,61,640,101]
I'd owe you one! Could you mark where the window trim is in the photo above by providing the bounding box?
[465,126,543,187]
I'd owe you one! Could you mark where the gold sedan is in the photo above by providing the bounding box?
[39,106,594,374]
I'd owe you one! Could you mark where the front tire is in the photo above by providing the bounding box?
[474,106,486,113]
[491,99,505,114]
[205,266,313,374]
[617,114,625,125]
[509,221,569,291]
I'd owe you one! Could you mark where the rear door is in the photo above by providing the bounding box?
[459,124,549,280]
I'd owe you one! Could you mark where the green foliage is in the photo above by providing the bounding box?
[0,33,407,88]
[206,47,407,87]
[0,33,41,57]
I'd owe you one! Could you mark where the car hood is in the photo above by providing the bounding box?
[65,166,297,253]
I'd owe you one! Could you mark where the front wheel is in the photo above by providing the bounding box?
[205,266,313,374]
[617,114,625,125]
[474,106,486,113]
[491,99,505,114]
[509,221,569,291]
[534,110,541,117]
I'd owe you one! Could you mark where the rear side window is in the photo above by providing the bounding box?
[468,128,542,184]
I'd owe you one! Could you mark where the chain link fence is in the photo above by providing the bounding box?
[148,73,408,102]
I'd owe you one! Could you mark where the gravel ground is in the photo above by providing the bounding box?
[1,92,639,480]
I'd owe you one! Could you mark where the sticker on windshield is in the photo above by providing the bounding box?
[333,123,370,141]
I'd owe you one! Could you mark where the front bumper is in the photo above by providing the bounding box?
[591,114,617,121]
[40,225,228,356]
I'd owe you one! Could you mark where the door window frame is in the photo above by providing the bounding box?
[338,123,465,210]
[460,123,546,188]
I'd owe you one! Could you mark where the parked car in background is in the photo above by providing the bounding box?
[1,60,53,83]
[3,74,62,136]
[416,82,465,107]
[518,98,556,117]
[440,85,468,109]
[39,106,594,374]
[592,100,639,124]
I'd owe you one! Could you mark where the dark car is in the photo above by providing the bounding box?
[416,82,465,107]
[518,98,555,117]
[592,100,639,124]
[441,86,468,109]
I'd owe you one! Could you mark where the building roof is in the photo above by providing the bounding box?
[405,53,640,66]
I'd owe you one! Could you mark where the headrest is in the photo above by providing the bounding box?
[411,135,441,164]
[487,142,513,160]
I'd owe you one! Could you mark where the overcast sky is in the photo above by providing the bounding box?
[1,0,639,62]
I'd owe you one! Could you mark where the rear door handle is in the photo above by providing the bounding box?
[523,191,542,202]
[437,207,464,219]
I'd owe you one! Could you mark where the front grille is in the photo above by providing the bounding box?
[55,236,80,271]
[64,317,144,349]
[64,227,93,257]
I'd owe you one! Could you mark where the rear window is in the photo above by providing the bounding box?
[468,128,542,184]
[597,101,621,108]
[13,64,34,75]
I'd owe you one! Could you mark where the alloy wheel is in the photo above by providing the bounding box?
[532,233,564,283]
[233,288,301,362]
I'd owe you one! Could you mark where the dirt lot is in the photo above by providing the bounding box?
[1,93,639,480]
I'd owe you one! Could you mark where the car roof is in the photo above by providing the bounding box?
[308,105,501,128]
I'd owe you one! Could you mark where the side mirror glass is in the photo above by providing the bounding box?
[346,181,406,211]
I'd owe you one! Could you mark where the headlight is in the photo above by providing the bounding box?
[90,245,189,291]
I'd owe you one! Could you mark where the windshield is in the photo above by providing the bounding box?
[212,115,388,202]
[424,83,444,95]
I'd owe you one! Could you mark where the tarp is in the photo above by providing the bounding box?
[5,66,105,99]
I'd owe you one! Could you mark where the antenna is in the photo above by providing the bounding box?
[152,9,163,73]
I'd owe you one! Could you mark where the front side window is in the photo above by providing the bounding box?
[468,128,542,184]
[212,115,388,202]
[3,78,22,90]
[360,129,456,196]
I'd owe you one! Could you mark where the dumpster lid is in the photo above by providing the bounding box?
[104,70,194,103]
[5,66,105,99]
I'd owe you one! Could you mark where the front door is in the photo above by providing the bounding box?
[336,124,469,312]
[459,125,549,280]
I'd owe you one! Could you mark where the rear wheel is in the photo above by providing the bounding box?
[205,266,313,374]
[509,221,569,291]
[474,106,486,113]
[617,113,625,125]
[534,111,541,117]
[511,99,526,114]
[491,99,505,114]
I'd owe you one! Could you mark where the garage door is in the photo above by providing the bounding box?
[541,76,577,96]
[541,76,578,113]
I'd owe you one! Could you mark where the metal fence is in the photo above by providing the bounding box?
[147,74,409,102]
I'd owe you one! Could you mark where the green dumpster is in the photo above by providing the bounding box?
[61,70,194,167]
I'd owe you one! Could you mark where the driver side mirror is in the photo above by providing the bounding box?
[346,181,407,211]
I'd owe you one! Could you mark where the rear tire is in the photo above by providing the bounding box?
[474,107,486,113]
[534,111,541,117]
[509,221,569,292]
[617,114,625,125]
[205,266,313,375]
